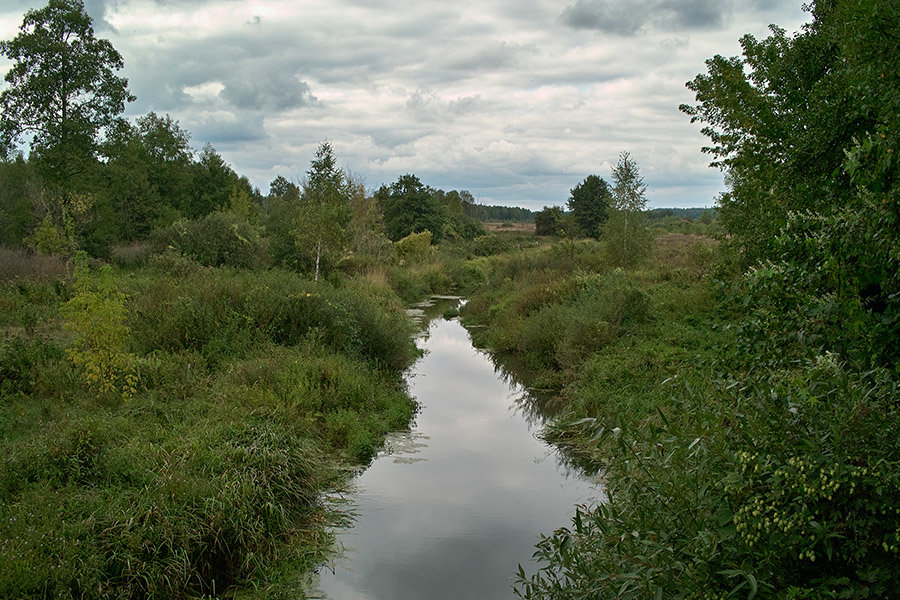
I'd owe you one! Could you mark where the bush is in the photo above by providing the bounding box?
[0,246,68,282]
[520,360,900,599]
[60,253,136,399]
[394,229,433,261]
[0,336,64,398]
[470,234,511,257]
[150,212,264,269]
[109,240,152,268]
[127,268,418,371]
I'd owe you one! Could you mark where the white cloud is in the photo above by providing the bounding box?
[0,0,812,208]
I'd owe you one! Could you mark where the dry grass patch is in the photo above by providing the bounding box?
[0,247,68,282]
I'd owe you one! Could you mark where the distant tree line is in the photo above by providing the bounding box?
[0,0,492,281]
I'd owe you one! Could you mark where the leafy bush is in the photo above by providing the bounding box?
[109,240,152,267]
[60,252,136,399]
[150,212,264,269]
[470,234,512,257]
[394,229,433,260]
[0,336,64,398]
[127,267,418,371]
[520,358,900,599]
[0,246,68,282]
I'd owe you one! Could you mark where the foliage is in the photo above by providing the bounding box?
[1,256,419,598]
[603,151,650,267]
[59,251,135,398]
[517,358,899,600]
[0,156,40,248]
[679,0,899,266]
[535,206,565,236]
[293,143,353,282]
[434,189,486,241]
[127,267,418,371]
[600,210,654,268]
[506,2,900,598]
[0,246,68,281]
[394,229,434,260]
[150,212,263,269]
[99,112,195,239]
[567,175,611,239]
[376,174,446,242]
[347,179,394,261]
[470,234,513,257]
[465,202,535,223]
[0,0,134,186]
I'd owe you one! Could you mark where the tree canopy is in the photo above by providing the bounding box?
[567,174,611,238]
[376,174,445,242]
[0,0,134,185]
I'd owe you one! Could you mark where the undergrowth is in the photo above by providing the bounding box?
[0,260,419,598]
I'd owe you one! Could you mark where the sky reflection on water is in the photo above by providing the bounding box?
[312,312,599,600]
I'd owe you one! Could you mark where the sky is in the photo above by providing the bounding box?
[0,0,812,210]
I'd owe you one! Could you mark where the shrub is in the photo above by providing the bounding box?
[110,240,152,268]
[0,246,68,282]
[0,336,64,397]
[127,268,418,371]
[470,234,511,257]
[60,252,136,399]
[150,212,263,269]
[394,229,434,261]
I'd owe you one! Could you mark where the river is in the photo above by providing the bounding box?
[310,298,599,600]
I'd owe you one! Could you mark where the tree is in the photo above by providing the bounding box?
[347,178,392,261]
[567,175,611,238]
[678,1,898,264]
[606,151,650,266]
[534,206,564,236]
[376,174,445,242]
[680,0,899,364]
[293,142,352,282]
[98,113,194,239]
[0,0,134,187]
[189,144,244,219]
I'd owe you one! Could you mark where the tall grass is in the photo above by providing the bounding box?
[0,259,419,598]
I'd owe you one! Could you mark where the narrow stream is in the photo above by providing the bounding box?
[311,298,599,600]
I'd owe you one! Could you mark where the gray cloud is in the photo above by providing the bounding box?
[560,0,733,35]
[0,0,813,208]
[445,41,535,72]
[560,0,647,35]
[220,73,317,112]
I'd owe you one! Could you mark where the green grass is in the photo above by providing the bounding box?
[0,260,419,598]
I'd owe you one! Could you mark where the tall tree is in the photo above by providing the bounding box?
[679,0,898,264]
[0,0,134,187]
[567,174,611,238]
[294,142,352,282]
[376,174,445,242]
[607,151,650,265]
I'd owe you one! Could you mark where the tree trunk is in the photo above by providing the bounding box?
[315,239,322,283]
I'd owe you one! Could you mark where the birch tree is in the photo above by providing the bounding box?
[293,143,351,282]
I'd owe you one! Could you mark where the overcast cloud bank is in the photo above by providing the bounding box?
[0,0,811,209]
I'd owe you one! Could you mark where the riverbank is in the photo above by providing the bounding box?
[459,233,900,598]
[0,255,421,598]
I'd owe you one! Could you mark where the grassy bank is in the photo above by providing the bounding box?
[460,234,899,598]
[0,249,420,598]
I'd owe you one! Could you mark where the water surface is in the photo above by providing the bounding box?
[312,302,599,599]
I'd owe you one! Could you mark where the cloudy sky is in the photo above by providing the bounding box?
[0,0,811,209]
